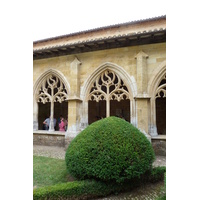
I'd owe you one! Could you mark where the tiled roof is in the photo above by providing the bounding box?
[33,15,166,60]
[33,27,165,52]
[33,15,166,44]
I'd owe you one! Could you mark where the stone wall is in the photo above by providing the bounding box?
[33,132,65,147]
[152,138,166,156]
[34,132,166,157]
[33,43,166,90]
[33,43,166,136]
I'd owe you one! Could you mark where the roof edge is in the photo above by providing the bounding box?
[33,15,166,44]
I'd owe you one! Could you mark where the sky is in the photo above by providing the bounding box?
[32,0,166,41]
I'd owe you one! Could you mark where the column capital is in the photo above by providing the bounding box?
[134,95,151,99]
[67,97,82,102]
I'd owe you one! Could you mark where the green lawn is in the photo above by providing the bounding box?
[33,156,73,188]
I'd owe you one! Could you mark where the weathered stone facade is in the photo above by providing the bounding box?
[33,16,166,155]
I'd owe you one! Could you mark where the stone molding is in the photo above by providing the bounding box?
[80,62,137,126]
[33,68,70,97]
[81,62,137,101]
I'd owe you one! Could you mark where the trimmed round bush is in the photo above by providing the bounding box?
[65,116,155,183]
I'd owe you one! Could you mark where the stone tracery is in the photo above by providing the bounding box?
[88,69,130,118]
[88,70,129,102]
[37,75,68,104]
[155,75,166,99]
[36,74,68,131]
[155,74,166,135]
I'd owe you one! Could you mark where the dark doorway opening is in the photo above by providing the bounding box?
[110,99,130,122]
[156,98,166,135]
[88,100,106,124]
[38,102,68,130]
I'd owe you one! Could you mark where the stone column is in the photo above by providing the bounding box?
[135,51,151,141]
[80,101,88,130]
[33,99,38,131]
[49,100,55,131]
[106,98,110,117]
[149,98,158,137]
[67,99,81,135]
[130,99,137,127]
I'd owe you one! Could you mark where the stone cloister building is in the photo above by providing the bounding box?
[33,15,166,155]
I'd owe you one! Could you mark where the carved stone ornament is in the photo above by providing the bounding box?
[155,75,166,99]
[88,70,129,102]
[36,74,68,104]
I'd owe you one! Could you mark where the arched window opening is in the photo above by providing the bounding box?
[88,100,106,124]
[54,102,68,130]
[110,99,130,121]
[155,75,166,135]
[36,74,68,131]
[88,70,130,124]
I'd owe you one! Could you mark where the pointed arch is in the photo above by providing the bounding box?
[81,62,137,100]
[147,60,166,136]
[147,60,166,96]
[33,68,70,98]
[33,68,70,131]
[80,62,137,128]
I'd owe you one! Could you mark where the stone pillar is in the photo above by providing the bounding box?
[149,98,158,137]
[135,51,148,94]
[65,56,82,147]
[67,100,81,136]
[130,99,137,127]
[135,51,151,141]
[135,97,150,139]
[70,56,81,97]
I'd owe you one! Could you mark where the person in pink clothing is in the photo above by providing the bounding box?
[59,118,65,131]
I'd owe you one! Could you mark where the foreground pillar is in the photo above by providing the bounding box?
[135,97,151,141]
[65,57,82,148]
[135,51,151,141]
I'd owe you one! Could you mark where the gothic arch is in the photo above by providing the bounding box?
[147,61,166,136]
[33,68,70,97]
[81,62,137,100]
[80,62,137,128]
[33,68,70,131]
[148,60,166,96]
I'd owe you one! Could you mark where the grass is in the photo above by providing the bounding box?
[33,155,166,199]
[33,156,72,188]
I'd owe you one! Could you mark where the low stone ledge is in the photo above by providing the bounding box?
[33,131,166,156]
[33,130,65,136]
[151,135,166,140]
[33,132,65,147]
[151,136,166,156]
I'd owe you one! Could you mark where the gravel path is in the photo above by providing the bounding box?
[33,145,66,160]
[33,145,166,167]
